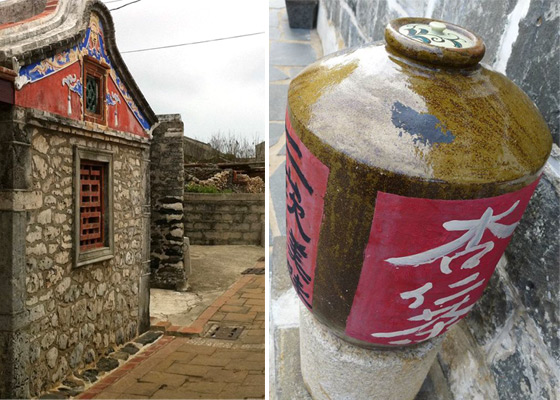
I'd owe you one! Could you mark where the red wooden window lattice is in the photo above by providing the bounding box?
[80,161,104,251]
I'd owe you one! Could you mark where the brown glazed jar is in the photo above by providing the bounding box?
[285,17,552,348]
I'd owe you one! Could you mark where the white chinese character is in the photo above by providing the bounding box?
[385,201,520,274]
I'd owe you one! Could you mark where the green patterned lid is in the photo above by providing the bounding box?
[386,18,485,67]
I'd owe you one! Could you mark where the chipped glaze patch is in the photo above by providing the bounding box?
[391,101,455,146]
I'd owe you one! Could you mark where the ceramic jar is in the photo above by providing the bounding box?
[285,17,552,348]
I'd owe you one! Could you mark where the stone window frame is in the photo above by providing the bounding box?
[73,146,114,268]
[83,56,108,125]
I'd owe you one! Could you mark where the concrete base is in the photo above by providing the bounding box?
[299,305,443,400]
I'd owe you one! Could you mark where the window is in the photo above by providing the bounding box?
[83,56,107,125]
[74,147,114,268]
[79,161,104,251]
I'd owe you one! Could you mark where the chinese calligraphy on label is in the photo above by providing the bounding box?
[345,178,540,345]
[285,111,330,309]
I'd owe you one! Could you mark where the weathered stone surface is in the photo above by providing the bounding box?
[505,0,559,145]
[38,393,66,399]
[273,327,312,400]
[56,387,81,397]
[270,42,318,66]
[505,149,560,359]
[79,369,98,383]
[465,262,515,345]
[46,348,58,369]
[269,83,289,122]
[487,312,557,399]
[134,330,162,345]
[109,351,129,361]
[69,343,84,369]
[62,376,85,389]
[438,323,499,399]
[96,357,119,372]
[121,343,140,355]
[151,116,186,290]
[300,304,442,400]
[0,0,47,27]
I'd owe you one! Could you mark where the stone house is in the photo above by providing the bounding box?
[0,0,157,397]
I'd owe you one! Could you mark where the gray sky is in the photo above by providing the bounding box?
[103,0,266,143]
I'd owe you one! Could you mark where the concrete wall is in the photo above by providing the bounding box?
[150,115,186,289]
[317,0,559,145]
[316,1,559,397]
[0,106,151,397]
[184,193,265,246]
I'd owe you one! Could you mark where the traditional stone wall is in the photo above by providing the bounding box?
[317,0,559,145]
[17,110,150,397]
[150,115,186,289]
[184,193,264,245]
[0,106,32,399]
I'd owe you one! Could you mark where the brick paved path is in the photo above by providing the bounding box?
[79,274,265,399]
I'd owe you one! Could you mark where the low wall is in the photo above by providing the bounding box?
[184,193,264,245]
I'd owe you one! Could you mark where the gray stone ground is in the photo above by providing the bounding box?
[151,245,264,326]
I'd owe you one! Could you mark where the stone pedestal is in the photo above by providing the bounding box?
[299,304,442,400]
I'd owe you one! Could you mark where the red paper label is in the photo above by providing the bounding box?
[285,112,329,309]
[345,178,540,345]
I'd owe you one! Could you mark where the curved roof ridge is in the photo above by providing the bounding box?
[0,0,157,127]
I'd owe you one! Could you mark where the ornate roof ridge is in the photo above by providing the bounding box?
[0,0,157,127]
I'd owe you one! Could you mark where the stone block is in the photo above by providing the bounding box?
[0,140,32,190]
[505,155,559,359]
[299,305,442,400]
[273,327,312,400]
[504,0,559,145]
[465,259,515,346]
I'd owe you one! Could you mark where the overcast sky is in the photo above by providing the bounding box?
[103,0,266,144]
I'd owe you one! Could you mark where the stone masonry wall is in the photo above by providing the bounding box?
[184,193,264,246]
[24,123,148,396]
[316,2,559,398]
[317,0,559,145]
[150,115,186,289]
[0,105,32,399]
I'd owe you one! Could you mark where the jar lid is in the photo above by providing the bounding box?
[385,18,485,67]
